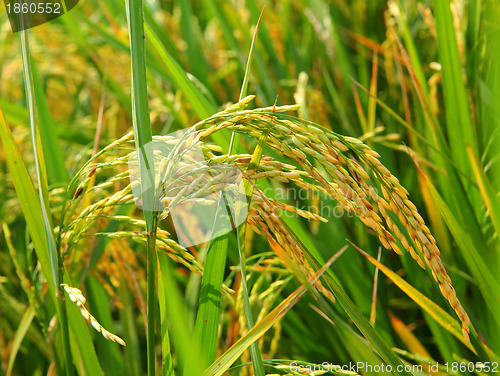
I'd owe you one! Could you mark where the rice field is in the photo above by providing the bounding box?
[0,0,499,375]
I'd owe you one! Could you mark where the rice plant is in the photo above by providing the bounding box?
[0,1,499,376]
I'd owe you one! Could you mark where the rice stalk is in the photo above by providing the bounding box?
[126,0,159,372]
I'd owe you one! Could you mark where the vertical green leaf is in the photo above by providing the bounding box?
[0,110,103,376]
[18,27,73,375]
[6,306,35,376]
[158,252,204,376]
[434,0,476,171]
[30,62,68,184]
[192,224,228,370]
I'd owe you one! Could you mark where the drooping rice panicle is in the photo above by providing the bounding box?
[194,97,470,338]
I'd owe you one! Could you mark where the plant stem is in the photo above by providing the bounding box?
[57,256,74,376]
[147,216,158,375]
[126,0,157,375]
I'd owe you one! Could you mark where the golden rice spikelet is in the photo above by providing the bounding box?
[61,284,126,346]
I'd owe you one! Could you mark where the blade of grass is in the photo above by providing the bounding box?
[203,249,340,376]
[192,11,266,373]
[434,0,477,170]
[388,312,433,360]
[18,27,73,376]
[30,61,68,185]
[184,246,207,328]
[366,51,378,134]
[118,274,142,376]
[369,247,381,326]
[351,241,473,351]
[352,81,367,131]
[0,109,103,376]
[229,7,264,154]
[228,14,267,375]
[467,146,500,237]
[0,109,52,295]
[394,0,430,99]
[158,269,175,376]
[158,252,204,376]
[177,0,209,86]
[245,0,285,79]
[235,223,265,376]
[192,220,228,371]
[6,306,35,376]
[18,27,58,310]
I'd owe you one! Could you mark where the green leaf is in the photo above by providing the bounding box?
[235,224,265,376]
[0,109,103,376]
[203,250,336,376]
[425,176,500,324]
[30,61,68,184]
[0,110,54,296]
[467,146,500,238]
[434,0,476,171]
[320,275,415,376]
[158,252,204,376]
[192,229,228,370]
[144,24,214,120]
[18,27,74,376]
[6,306,35,376]
[352,242,473,351]
[284,235,415,376]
